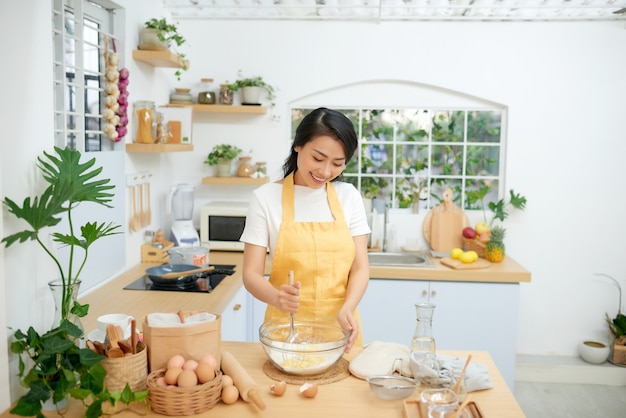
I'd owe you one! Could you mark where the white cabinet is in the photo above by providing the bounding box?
[220,286,252,342]
[359,278,519,389]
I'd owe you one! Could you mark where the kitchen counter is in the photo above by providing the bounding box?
[0,341,525,418]
[77,252,530,333]
[369,255,531,283]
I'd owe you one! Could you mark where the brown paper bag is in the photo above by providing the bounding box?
[142,311,221,372]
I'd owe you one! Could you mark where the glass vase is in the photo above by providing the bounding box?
[48,280,85,346]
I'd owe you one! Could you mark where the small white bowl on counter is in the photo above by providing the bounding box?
[578,340,611,364]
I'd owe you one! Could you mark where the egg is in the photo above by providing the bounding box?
[270,381,287,396]
[164,367,183,385]
[221,374,234,387]
[177,370,198,388]
[221,384,239,404]
[195,362,215,383]
[199,353,218,369]
[167,354,186,369]
[300,382,318,398]
[183,359,199,371]
[155,377,167,387]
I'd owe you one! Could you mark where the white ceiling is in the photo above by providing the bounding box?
[163,0,626,21]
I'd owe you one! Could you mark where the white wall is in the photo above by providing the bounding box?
[172,18,626,359]
[2,0,626,409]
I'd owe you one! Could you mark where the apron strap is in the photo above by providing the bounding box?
[282,172,346,223]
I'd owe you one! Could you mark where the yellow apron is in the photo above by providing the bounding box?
[265,173,362,346]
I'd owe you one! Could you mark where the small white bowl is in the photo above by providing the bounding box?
[578,340,610,364]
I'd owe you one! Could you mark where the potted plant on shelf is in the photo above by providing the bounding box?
[139,18,188,81]
[228,70,277,108]
[1,146,141,416]
[204,144,243,177]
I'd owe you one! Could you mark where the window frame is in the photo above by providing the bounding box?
[52,0,124,153]
[291,106,507,211]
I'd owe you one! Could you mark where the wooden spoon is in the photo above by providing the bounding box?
[160,265,215,279]
[131,319,137,354]
[452,395,472,418]
[146,181,152,225]
[129,185,138,232]
[138,184,144,228]
[453,354,472,394]
[106,324,124,358]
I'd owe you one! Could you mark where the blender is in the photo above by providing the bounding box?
[168,183,200,247]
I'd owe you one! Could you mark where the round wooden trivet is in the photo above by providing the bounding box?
[262,358,350,385]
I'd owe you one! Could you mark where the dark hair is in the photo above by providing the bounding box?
[282,107,358,180]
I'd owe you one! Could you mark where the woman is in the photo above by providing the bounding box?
[241,107,371,352]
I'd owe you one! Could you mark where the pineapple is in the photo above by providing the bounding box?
[486,225,506,262]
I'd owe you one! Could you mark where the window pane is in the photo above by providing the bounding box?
[83,19,100,73]
[395,143,429,174]
[464,179,500,210]
[465,145,500,176]
[362,109,394,142]
[362,143,393,174]
[431,144,464,175]
[431,179,464,205]
[396,109,430,143]
[467,110,502,144]
[432,110,464,143]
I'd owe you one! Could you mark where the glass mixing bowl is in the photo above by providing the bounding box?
[259,317,349,376]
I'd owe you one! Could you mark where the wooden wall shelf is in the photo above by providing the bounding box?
[132,50,188,68]
[202,177,269,186]
[126,143,193,153]
[165,104,267,114]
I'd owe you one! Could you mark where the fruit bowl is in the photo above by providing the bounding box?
[259,317,349,376]
[462,237,486,258]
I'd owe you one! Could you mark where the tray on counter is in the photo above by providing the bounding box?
[402,399,484,418]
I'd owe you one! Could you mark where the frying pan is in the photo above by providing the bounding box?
[145,264,211,285]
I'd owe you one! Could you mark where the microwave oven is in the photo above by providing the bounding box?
[200,201,249,251]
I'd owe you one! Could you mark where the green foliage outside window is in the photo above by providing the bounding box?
[292,107,504,211]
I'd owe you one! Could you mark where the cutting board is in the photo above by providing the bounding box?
[423,189,469,252]
[441,257,491,270]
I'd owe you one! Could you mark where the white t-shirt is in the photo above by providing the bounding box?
[240,180,371,261]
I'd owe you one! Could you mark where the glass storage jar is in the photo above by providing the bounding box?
[237,157,254,177]
[219,84,234,105]
[254,161,267,178]
[197,78,216,104]
[133,100,155,144]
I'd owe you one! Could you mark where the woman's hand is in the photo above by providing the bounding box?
[337,306,359,353]
[275,281,300,313]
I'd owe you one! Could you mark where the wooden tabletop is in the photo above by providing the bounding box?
[1,342,525,418]
[2,251,527,417]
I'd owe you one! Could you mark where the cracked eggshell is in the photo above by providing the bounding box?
[299,382,318,398]
[270,381,287,396]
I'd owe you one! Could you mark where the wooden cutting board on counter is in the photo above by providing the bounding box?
[441,257,491,270]
[423,189,470,252]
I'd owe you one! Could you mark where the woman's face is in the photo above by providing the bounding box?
[293,135,346,188]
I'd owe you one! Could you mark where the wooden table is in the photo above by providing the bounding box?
[1,252,527,417]
[1,341,525,418]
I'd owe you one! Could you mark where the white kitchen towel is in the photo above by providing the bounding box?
[409,353,493,392]
[348,341,412,379]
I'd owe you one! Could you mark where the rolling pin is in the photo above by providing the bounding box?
[221,350,266,410]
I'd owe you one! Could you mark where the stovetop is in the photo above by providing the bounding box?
[124,264,236,293]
